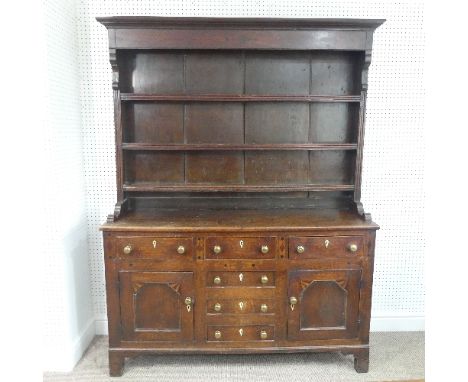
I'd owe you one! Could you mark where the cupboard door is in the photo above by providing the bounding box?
[287,269,361,340]
[119,271,194,342]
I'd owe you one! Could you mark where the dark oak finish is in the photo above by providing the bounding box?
[98,16,383,376]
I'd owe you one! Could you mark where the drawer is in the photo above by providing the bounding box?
[206,298,276,314]
[206,271,275,287]
[289,235,364,259]
[114,236,194,260]
[207,325,274,342]
[205,236,276,259]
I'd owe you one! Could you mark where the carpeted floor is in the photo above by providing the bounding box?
[44,332,424,381]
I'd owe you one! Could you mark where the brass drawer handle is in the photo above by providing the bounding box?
[261,245,269,254]
[260,275,269,284]
[260,330,268,340]
[260,303,268,313]
[296,245,305,254]
[289,296,298,311]
[184,297,192,312]
[177,245,185,254]
[214,330,222,339]
[213,276,221,285]
[123,245,133,255]
[214,303,221,312]
[348,243,358,252]
[213,245,222,254]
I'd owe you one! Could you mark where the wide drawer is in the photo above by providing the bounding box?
[206,298,276,314]
[206,271,275,287]
[289,235,364,259]
[205,236,276,259]
[113,236,194,260]
[207,325,275,342]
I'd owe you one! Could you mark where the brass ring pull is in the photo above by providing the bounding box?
[123,245,133,255]
[213,276,221,285]
[214,303,221,312]
[296,245,305,254]
[214,330,222,339]
[260,303,268,313]
[177,245,185,254]
[261,245,269,254]
[213,245,222,254]
[261,275,269,284]
[260,330,268,340]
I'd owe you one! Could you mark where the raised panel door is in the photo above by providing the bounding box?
[287,269,361,340]
[119,271,194,342]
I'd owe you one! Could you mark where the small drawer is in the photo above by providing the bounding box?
[289,235,364,259]
[114,236,194,260]
[207,325,274,342]
[206,271,275,287]
[205,237,276,259]
[207,298,276,314]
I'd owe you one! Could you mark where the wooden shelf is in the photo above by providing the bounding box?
[122,143,358,151]
[120,93,361,103]
[123,183,355,192]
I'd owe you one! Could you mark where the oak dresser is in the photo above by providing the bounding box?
[97,16,384,376]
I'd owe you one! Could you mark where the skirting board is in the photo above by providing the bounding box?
[43,317,95,372]
[94,313,425,335]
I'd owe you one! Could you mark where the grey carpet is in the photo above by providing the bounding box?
[44,332,424,381]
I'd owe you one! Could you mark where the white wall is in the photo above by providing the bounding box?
[42,0,94,372]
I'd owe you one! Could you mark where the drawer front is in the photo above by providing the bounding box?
[289,235,364,259]
[114,236,194,260]
[205,236,276,259]
[206,298,276,314]
[207,325,275,342]
[206,271,275,287]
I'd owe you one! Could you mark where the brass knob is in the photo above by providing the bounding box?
[213,245,222,254]
[260,303,268,313]
[261,245,269,254]
[348,243,358,252]
[260,330,268,340]
[214,303,221,312]
[177,245,185,254]
[261,275,269,284]
[213,276,221,285]
[184,297,192,306]
[123,245,133,255]
[296,245,305,254]
[290,296,298,305]
[214,330,222,339]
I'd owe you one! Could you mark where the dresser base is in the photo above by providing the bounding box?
[108,345,369,376]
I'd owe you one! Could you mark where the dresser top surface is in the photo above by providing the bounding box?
[101,208,378,232]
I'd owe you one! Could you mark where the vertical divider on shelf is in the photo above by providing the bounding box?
[110,48,123,201]
[183,52,187,186]
[242,50,247,185]
[308,50,313,197]
[354,42,373,221]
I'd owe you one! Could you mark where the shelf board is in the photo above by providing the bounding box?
[122,143,358,151]
[120,93,361,103]
[123,183,355,192]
